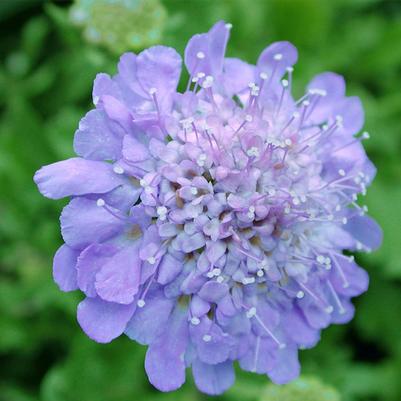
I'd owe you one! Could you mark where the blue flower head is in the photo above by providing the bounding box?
[34,22,382,395]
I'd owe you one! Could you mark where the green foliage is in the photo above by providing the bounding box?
[0,1,400,401]
[261,376,340,401]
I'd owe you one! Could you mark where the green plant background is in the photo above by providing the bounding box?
[0,1,400,401]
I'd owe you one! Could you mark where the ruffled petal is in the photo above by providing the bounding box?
[257,41,298,81]
[185,21,230,77]
[192,360,235,395]
[60,198,125,249]
[344,214,382,251]
[267,346,300,384]
[136,46,182,111]
[145,306,189,391]
[125,287,174,345]
[77,297,135,343]
[53,244,79,292]
[95,244,142,304]
[74,109,124,161]
[76,243,117,297]
[34,158,124,200]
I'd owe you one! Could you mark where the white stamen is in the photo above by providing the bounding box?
[196,51,205,59]
[246,307,257,318]
[113,166,124,174]
[296,291,305,299]
[137,299,146,308]
[149,87,157,95]
[273,53,283,61]
[257,270,264,277]
[191,187,198,195]
[242,277,256,285]
[260,72,268,80]
[147,256,156,265]
[246,147,260,157]
[190,317,200,325]
[338,169,346,177]
[216,275,224,283]
[245,114,253,122]
[281,79,289,87]
[316,255,326,264]
[96,198,105,207]
[203,334,212,342]
[342,217,348,225]
[225,23,233,30]
[284,138,292,146]
[362,131,370,139]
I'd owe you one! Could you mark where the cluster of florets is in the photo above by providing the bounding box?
[34,21,381,395]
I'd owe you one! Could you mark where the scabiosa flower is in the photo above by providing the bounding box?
[34,21,382,395]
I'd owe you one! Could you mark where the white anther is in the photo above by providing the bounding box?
[322,123,329,131]
[342,217,348,225]
[147,256,156,265]
[157,206,167,218]
[292,197,300,206]
[325,305,334,314]
[279,343,287,350]
[292,111,300,118]
[260,72,268,80]
[349,255,355,262]
[197,72,206,79]
[356,241,363,250]
[286,66,294,73]
[335,205,342,212]
[242,277,256,285]
[216,275,224,283]
[202,75,214,88]
[335,115,343,123]
[203,334,212,342]
[325,257,331,265]
[284,206,291,214]
[113,165,124,174]
[96,198,105,207]
[338,169,346,177]
[145,186,153,194]
[212,268,221,276]
[273,53,283,61]
[316,255,326,264]
[246,147,260,157]
[296,291,305,299]
[257,270,264,277]
[140,179,147,187]
[191,317,200,325]
[137,299,146,308]
[309,88,327,97]
[246,307,257,318]
[225,23,233,30]
[300,195,307,203]
[362,131,370,139]
[268,188,276,196]
[248,206,256,213]
[191,187,198,195]
[281,79,289,88]
[196,51,205,59]
[285,138,292,146]
[302,100,310,107]
[149,87,157,95]
[93,95,99,105]
[206,271,214,278]
[245,114,253,122]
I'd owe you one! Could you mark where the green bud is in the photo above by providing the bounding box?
[70,0,167,53]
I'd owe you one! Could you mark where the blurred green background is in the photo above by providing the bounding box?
[0,1,400,400]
